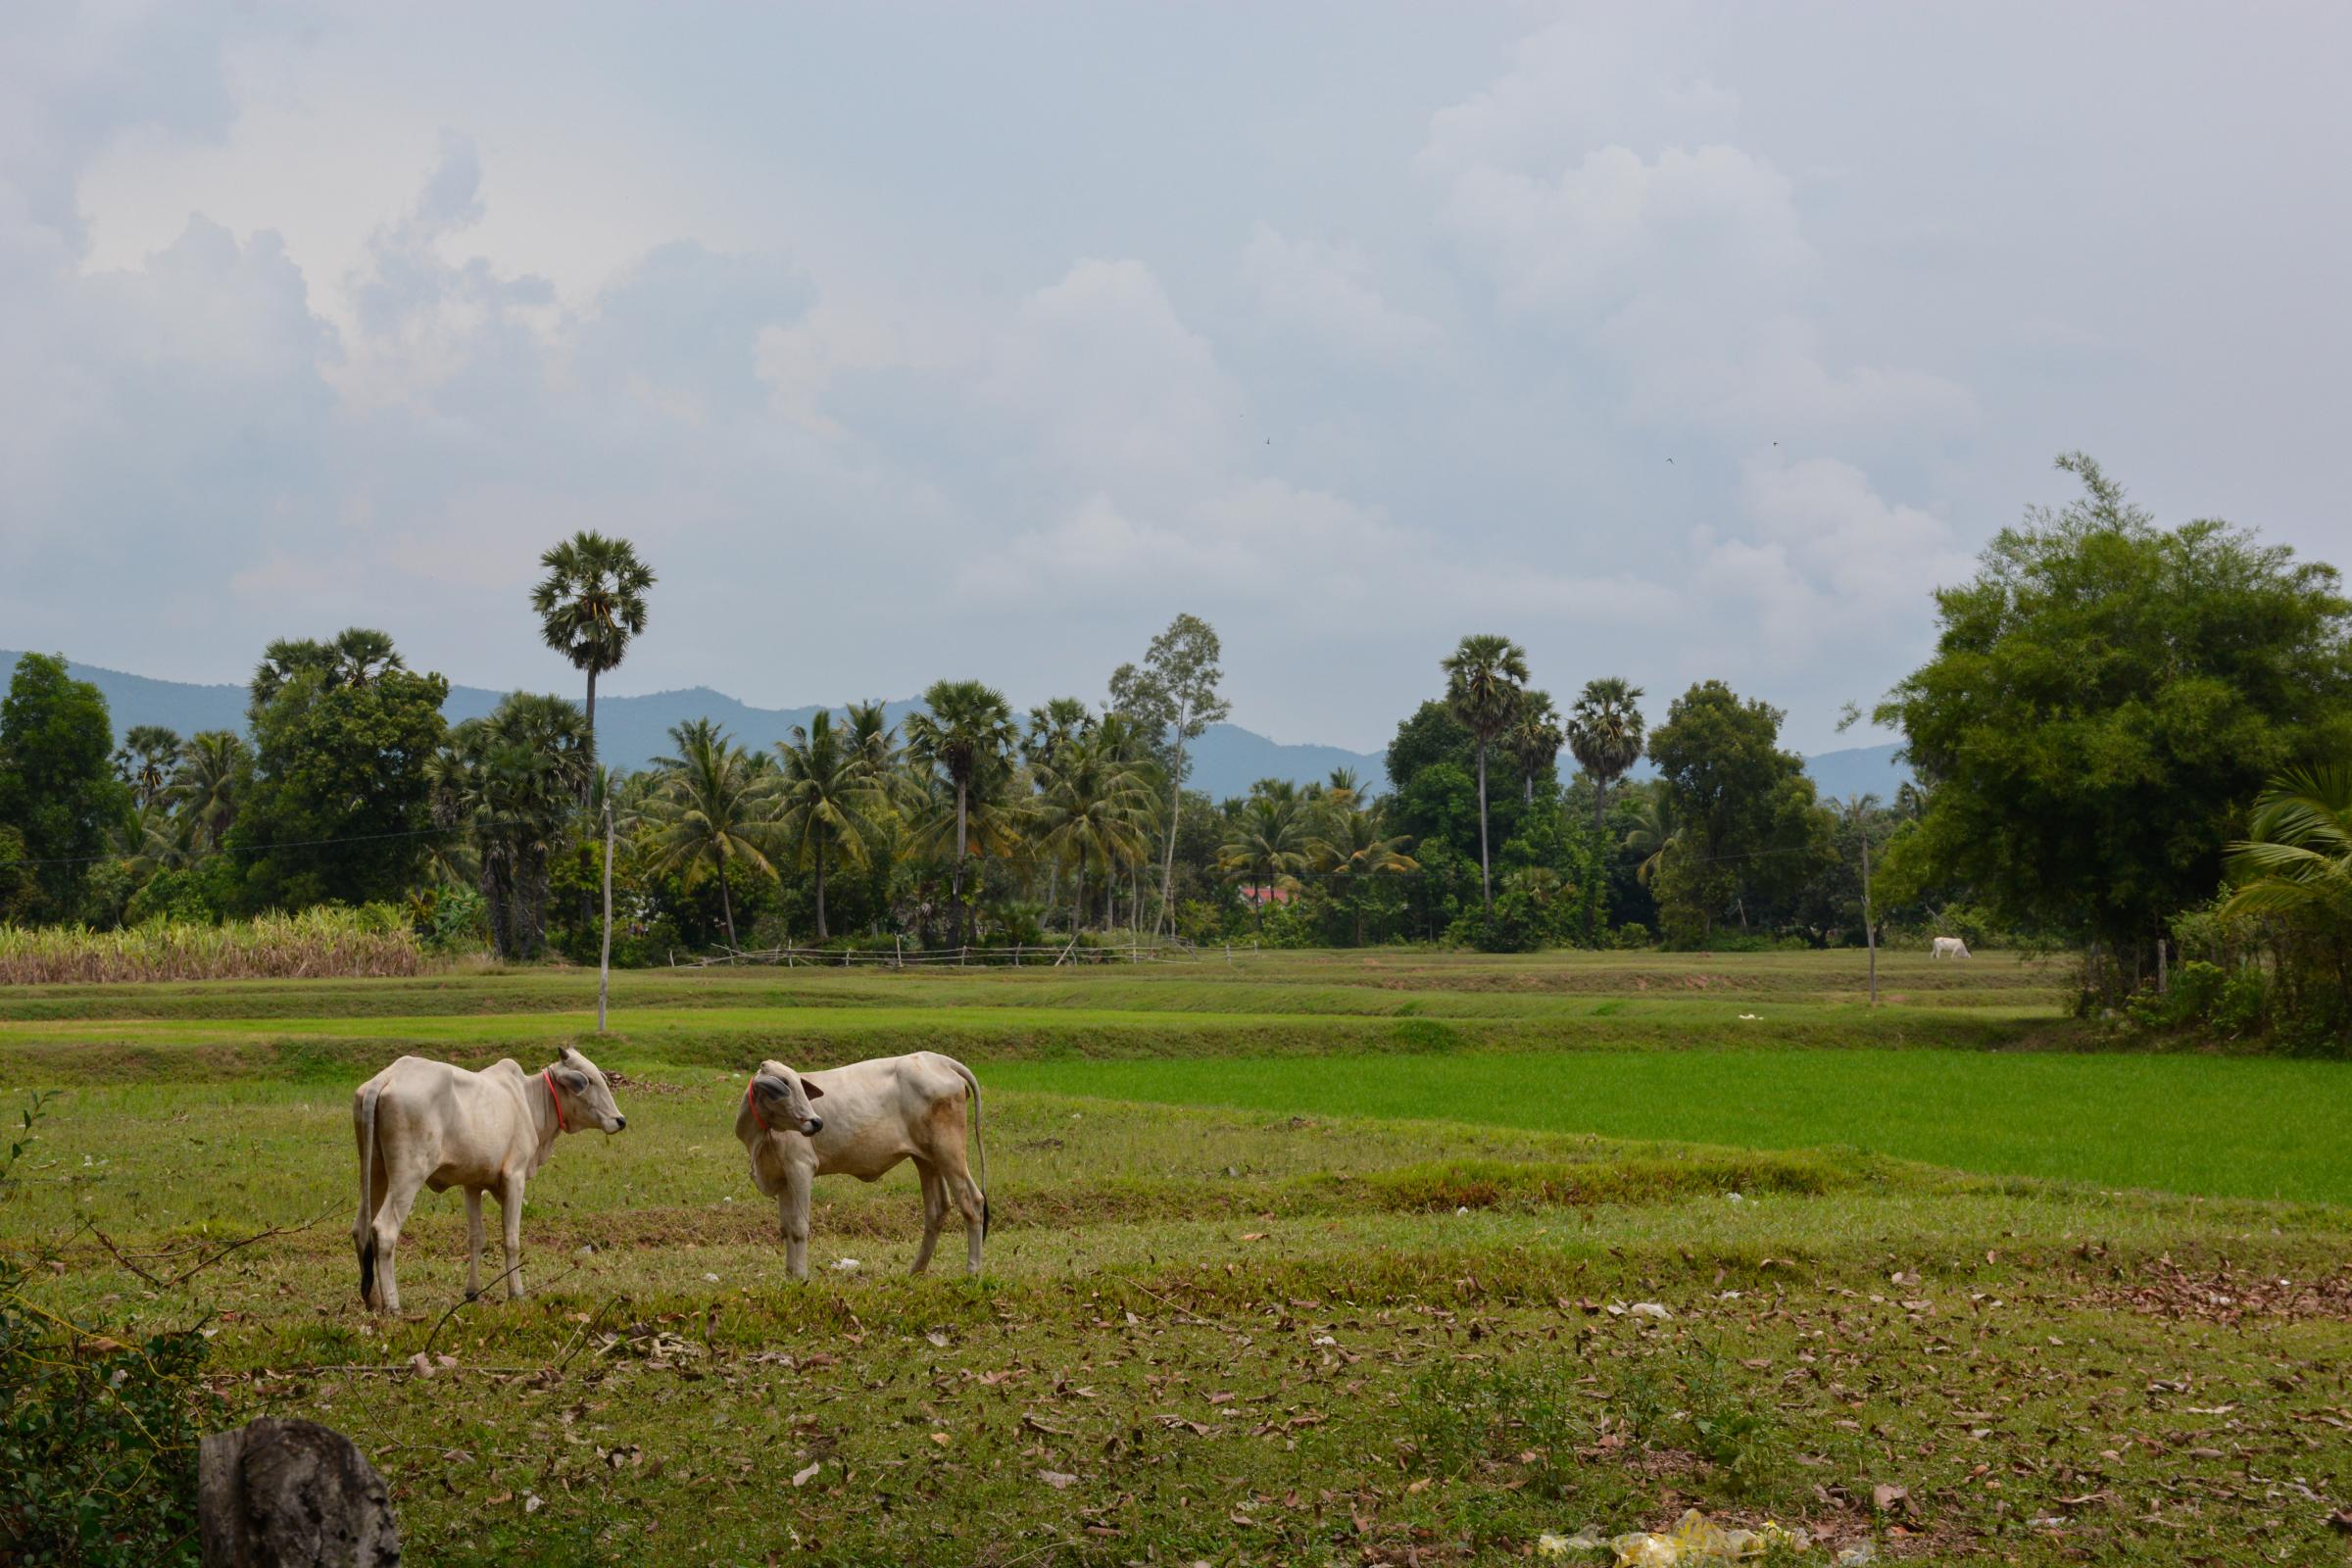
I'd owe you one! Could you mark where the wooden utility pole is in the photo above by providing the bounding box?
[1856,799,1878,1007]
[597,800,614,1035]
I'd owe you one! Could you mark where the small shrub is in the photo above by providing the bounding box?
[0,907,428,984]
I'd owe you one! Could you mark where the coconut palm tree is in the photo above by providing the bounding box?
[643,718,776,950]
[1566,677,1647,834]
[771,710,889,942]
[1502,691,1565,806]
[530,531,656,775]
[2225,765,2352,915]
[904,680,1017,947]
[1442,634,1530,910]
[171,730,250,854]
[432,693,594,959]
[1308,806,1417,946]
[1031,722,1158,934]
[1621,790,1682,887]
[1219,792,1310,935]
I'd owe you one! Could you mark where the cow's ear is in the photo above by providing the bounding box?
[754,1077,784,1102]
[800,1079,825,1101]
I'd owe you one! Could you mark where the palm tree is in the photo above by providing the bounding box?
[1031,722,1159,934]
[1219,792,1309,935]
[432,694,593,959]
[1502,691,1565,806]
[1621,791,1682,887]
[1566,678,1647,835]
[771,710,889,942]
[171,731,250,854]
[114,725,182,809]
[905,680,1017,947]
[1308,806,1417,946]
[643,718,776,950]
[530,531,656,774]
[1023,697,1094,769]
[2225,766,2352,915]
[1442,634,1531,910]
[332,628,405,688]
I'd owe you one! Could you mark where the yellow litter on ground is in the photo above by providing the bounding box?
[1539,1508,1811,1564]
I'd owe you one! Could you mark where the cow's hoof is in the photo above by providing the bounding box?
[464,1289,479,1302]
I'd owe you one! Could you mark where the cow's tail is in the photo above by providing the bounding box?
[946,1055,990,1238]
[356,1084,380,1303]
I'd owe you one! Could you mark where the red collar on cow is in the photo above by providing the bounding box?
[543,1068,568,1134]
[746,1078,769,1133]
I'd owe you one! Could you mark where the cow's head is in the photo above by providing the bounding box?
[751,1059,826,1137]
[547,1047,627,1134]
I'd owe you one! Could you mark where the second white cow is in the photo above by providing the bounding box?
[353,1046,626,1313]
[1931,936,1972,958]
[733,1052,990,1280]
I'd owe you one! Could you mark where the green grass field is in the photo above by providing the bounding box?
[3,950,2346,1565]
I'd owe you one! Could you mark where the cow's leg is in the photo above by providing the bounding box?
[355,1133,391,1310]
[778,1163,812,1282]
[368,1168,424,1315]
[464,1190,486,1300]
[933,1144,987,1277]
[497,1175,527,1300]
[910,1159,947,1275]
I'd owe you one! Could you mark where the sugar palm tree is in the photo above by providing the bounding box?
[905,680,1017,947]
[171,730,251,854]
[771,710,889,942]
[2224,765,2352,916]
[432,694,593,959]
[114,725,182,809]
[530,531,656,775]
[1442,634,1530,910]
[1031,722,1159,934]
[1023,697,1093,769]
[1566,677,1647,835]
[1219,792,1309,935]
[1308,807,1417,946]
[332,628,405,688]
[1502,691,1565,806]
[643,718,776,950]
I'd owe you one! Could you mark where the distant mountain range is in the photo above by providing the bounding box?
[3,651,1911,805]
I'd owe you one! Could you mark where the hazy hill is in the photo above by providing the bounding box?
[2,652,1909,804]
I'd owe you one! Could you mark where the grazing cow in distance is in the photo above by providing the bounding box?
[353,1046,626,1313]
[734,1053,990,1281]
[1931,936,1972,958]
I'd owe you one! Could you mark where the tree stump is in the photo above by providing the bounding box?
[199,1417,401,1566]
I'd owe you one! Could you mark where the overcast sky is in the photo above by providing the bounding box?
[5,3,2348,753]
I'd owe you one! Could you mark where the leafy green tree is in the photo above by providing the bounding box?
[1646,680,1831,943]
[642,719,775,950]
[1566,677,1647,834]
[232,635,448,911]
[0,653,130,922]
[1384,699,1476,794]
[905,680,1017,946]
[1110,613,1233,936]
[433,693,592,959]
[0,825,39,923]
[530,530,656,773]
[771,710,889,941]
[1502,691,1564,806]
[1879,454,2352,978]
[171,730,251,854]
[1441,634,1530,910]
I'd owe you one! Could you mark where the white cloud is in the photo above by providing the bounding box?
[1239,222,1440,360]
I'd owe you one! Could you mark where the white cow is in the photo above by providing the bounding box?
[1931,936,1973,959]
[353,1046,625,1312]
[733,1053,990,1280]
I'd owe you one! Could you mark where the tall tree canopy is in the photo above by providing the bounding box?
[1566,677,1647,833]
[770,710,889,942]
[0,653,126,922]
[530,530,656,770]
[1878,454,2352,967]
[432,693,592,960]
[231,634,449,911]
[1440,633,1530,910]
[1109,613,1232,936]
[904,679,1016,946]
[1646,680,1830,943]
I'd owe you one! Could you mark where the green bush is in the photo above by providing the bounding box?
[0,1094,212,1564]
